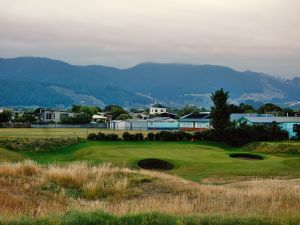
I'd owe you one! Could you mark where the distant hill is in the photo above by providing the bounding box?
[0,57,299,108]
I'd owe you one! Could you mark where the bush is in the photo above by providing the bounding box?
[87,133,119,141]
[221,123,289,147]
[104,134,119,141]
[134,133,144,141]
[122,132,131,141]
[87,133,98,140]
[147,132,155,141]
[97,132,106,141]
[122,132,144,141]
[193,132,203,141]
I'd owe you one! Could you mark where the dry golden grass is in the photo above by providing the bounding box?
[0,161,299,220]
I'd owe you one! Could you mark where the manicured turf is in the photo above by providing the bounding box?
[22,141,300,182]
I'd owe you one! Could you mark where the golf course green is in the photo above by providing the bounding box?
[9,141,298,182]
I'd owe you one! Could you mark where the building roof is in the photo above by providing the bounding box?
[244,116,300,124]
[147,117,177,122]
[231,113,274,121]
[92,115,107,119]
[150,104,166,108]
[108,120,130,123]
[179,112,210,121]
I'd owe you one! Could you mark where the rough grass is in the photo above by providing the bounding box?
[0,128,149,138]
[0,137,81,152]
[2,211,300,225]
[0,161,299,223]
[245,141,300,154]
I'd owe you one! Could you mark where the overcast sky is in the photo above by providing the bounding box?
[0,0,299,78]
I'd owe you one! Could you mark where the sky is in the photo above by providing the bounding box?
[0,0,299,78]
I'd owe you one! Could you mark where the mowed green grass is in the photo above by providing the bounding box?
[23,141,300,182]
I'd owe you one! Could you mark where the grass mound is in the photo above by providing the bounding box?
[229,153,263,160]
[137,159,174,170]
[244,142,300,154]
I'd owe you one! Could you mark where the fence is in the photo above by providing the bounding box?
[0,122,30,128]
[30,123,107,128]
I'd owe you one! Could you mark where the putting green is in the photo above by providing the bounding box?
[21,141,300,182]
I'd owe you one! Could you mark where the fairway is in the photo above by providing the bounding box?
[23,141,300,182]
[0,128,149,138]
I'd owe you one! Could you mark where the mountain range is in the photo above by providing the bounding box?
[0,57,299,109]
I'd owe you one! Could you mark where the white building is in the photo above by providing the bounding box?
[35,108,74,123]
[91,113,108,123]
[108,120,131,130]
[149,104,167,115]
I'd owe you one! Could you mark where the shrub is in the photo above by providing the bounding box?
[193,132,203,141]
[87,133,97,140]
[147,132,155,141]
[122,132,131,141]
[134,133,144,141]
[105,134,119,141]
[122,132,144,141]
[97,132,106,141]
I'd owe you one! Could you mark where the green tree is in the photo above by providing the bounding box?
[258,103,282,114]
[0,110,12,123]
[105,105,129,120]
[228,104,240,113]
[210,89,231,139]
[179,105,199,117]
[116,114,132,120]
[71,105,101,117]
[239,103,255,113]
[14,113,36,123]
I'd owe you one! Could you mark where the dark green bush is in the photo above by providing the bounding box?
[97,132,106,140]
[87,133,97,140]
[147,132,155,141]
[122,132,144,141]
[105,133,119,141]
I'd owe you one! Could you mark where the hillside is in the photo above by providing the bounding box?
[0,57,299,108]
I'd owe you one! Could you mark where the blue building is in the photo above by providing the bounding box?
[179,112,211,131]
[147,117,179,130]
[242,116,300,138]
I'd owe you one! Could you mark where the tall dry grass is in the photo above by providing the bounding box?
[0,160,299,220]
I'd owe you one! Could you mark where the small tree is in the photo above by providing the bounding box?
[210,88,231,140]
[0,110,12,123]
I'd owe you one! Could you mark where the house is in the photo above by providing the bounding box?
[147,117,179,130]
[34,108,74,123]
[179,112,211,131]
[108,120,131,130]
[91,113,108,123]
[157,112,177,119]
[242,116,300,138]
[230,113,274,122]
[127,119,148,131]
[149,104,167,115]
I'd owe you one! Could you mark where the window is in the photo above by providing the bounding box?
[60,113,68,119]
[161,109,163,112]
[155,109,158,112]
[46,113,52,120]
[293,124,300,132]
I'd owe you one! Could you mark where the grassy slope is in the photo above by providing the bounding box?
[0,147,24,162]
[24,141,300,182]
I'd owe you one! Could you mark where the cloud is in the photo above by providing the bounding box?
[0,0,299,77]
